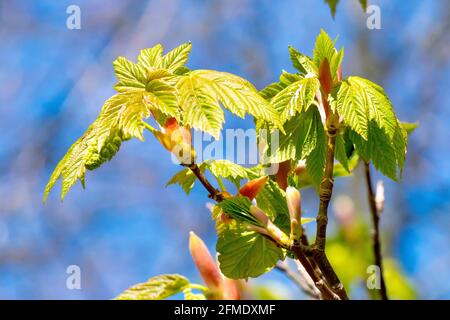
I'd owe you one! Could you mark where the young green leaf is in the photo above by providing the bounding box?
[161,42,192,73]
[178,70,282,138]
[115,274,190,300]
[44,92,152,202]
[166,164,207,195]
[313,29,343,80]
[138,44,164,70]
[267,106,322,164]
[270,76,320,123]
[113,57,148,92]
[216,223,284,279]
[288,46,318,76]
[350,121,398,180]
[206,159,252,188]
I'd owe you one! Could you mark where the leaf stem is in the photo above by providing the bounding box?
[364,162,388,300]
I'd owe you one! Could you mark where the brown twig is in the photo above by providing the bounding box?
[364,162,388,300]
[311,118,349,300]
[184,162,340,299]
[275,261,320,299]
[182,163,224,202]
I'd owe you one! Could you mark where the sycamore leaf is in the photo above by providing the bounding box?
[206,159,252,187]
[271,76,320,123]
[347,77,397,139]
[113,57,148,92]
[350,121,398,180]
[325,0,367,18]
[288,46,318,75]
[161,42,192,73]
[336,79,370,139]
[305,113,327,188]
[183,287,207,300]
[144,80,180,120]
[166,163,207,195]
[313,29,343,80]
[262,106,323,166]
[115,274,189,300]
[138,44,164,70]
[260,71,302,101]
[334,130,350,172]
[177,74,225,139]
[178,70,282,138]
[217,222,284,279]
[44,92,152,202]
[325,0,339,18]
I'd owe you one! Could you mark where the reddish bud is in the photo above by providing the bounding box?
[275,160,291,191]
[189,232,223,295]
[163,117,180,135]
[249,206,269,226]
[319,58,333,96]
[238,176,268,200]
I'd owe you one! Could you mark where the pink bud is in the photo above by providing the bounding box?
[189,232,224,295]
[286,187,301,223]
[249,206,269,226]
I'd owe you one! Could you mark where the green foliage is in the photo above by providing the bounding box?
[178,70,282,139]
[44,92,149,202]
[166,163,207,195]
[44,31,415,301]
[216,221,284,279]
[324,0,368,18]
[217,196,261,226]
[115,274,190,300]
[183,287,207,300]
[313,29,344,80]
[45,43,281,201]
[166,160,255,194]
[269,75,320,123]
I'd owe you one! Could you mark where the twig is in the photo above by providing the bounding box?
[275,261,320,299]
[182,163,224,202]
[183,162,338,299]
[364,162,388,300]
[311,119,349,300]
[291,243,340,300]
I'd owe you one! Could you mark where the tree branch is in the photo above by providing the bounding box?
[182,163,224,202]
[311,119,349,300]
[364,162,388,300]
[183,162,339,299]
[275,261,320,299]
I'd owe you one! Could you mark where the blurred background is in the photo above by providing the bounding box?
[0,0,449,299]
